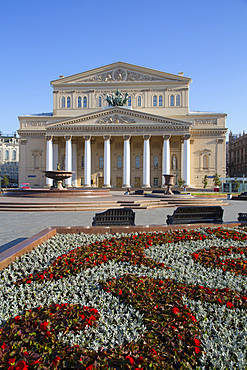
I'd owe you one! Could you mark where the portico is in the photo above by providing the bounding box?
[18,62,227,189]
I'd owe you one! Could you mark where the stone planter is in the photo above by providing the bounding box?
[163,174,175,195]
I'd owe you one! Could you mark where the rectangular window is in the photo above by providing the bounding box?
[153,177,158,187]
[117,155,122,168]
[135,155,140,168]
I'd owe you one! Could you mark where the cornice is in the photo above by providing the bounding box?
[191,128,227,137]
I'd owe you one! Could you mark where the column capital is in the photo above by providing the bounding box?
[163,135,171,140]
[183,134,191,140]
[123,135,131,141]
[20,139,27,145]
[84,135,91,141]
[45,135,53,141]
[217,138,224,144]
[143,134,151,140]
[64,135,72,141]
[103,135,111,141]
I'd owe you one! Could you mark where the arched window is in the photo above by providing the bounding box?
[83,96,87,108]
[159,95,163,106]
[153,95,157,106]
[61,97,65,108]
[5,150,9,160]
[99,96,102,107]
[176,94,180,106]
[135,155,140,168]
[12,150,16,160]
[154,155,158,168]
[203,155,208,169]
[170,95,174,106]
[81,155,84,168]
[78,97,82,108]
[67,97,71,108]
[99,155,103,168]
[128,96,131,106]
[117,156,122,168]
[138,96,142,106]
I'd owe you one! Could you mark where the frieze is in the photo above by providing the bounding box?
[194,119,217,125]
[81,68,165,82]
[96,115,136,124]
[25,122,45,127]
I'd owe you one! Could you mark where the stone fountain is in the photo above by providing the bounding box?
[43,164,74,190]
[163,174,175,195]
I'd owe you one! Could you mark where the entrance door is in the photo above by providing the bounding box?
[135,177,140,188]
[116,177,122,188]
[98,177,104,188]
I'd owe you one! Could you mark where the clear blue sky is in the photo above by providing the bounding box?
[1,0,246,137]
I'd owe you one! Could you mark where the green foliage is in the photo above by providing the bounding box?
[233,178,240,191]
[202,175,208,189]
[178,178,186,188]
[3,175,9,187]
[213,173,221,187]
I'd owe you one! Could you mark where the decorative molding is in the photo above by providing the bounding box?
[64,135,72,141]
[217,139,224,144]
[183,134,191,140]
[163,135,171,140]
[45,135,53,141]
[81,68,165,83]
[25,122,45,127]
[123,135,131,141]
[194,119,217,125]
[96,114,136,124]
[84,135,91,141]
[103,135,111,141]
[143,135,151,140]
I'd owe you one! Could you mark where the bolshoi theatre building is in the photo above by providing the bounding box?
[18,62,227,189]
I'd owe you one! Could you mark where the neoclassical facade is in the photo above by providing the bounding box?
[18,62,227,189]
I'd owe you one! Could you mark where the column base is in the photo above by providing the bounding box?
[103,184,111,188]
[122,184,131,188]
[142,185,151,188]
[83,184,91,188]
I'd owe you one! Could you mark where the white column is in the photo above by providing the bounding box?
[103,135,111,187]
[53,142,58,170]
[162,135,171,186]
[84,135,91,187]
[183,134,190,186]
[181,140,184,180]
[72,141,77,187]
[46,136,53,186]
[65,135,72,187]
[123,135,131,187]
[143,135,151,188]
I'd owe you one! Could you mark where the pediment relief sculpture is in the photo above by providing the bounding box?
[96,114,136,124]
[81,68,165,83]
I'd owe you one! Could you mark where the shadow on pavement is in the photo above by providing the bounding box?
[0,238,28,253]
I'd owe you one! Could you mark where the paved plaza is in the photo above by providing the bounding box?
[0,194,246,254]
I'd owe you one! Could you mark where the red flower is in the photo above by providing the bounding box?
[45,331,52,337]
[126,355,135,365]
[119,290,122,295]
[14,360,28,370]
[194,338,201,347]
[40,321,49,331]
[172,307,180,315]
[217,298,222,303]
[14,316,20,322]
[226,302,234,308]
[150,348,158,355]
[193,253,199,259]
[85,365,94,370]
[8,358,16,366]
[1,342,7,350]
[138,356,144,363]
[195,347,201,354]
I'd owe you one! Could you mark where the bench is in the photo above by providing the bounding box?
[166,206,224,225]
[92,208,135,226]
[238,213,247,222]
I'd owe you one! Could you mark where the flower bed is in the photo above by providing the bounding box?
[0,227,247,369]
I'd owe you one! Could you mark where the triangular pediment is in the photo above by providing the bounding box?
[51,62,191,85]
[45,107,192,129]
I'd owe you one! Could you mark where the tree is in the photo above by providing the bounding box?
[202,175,208,190]
[213,173,221,187]
[233,178,240,192]
[3,175,9,188]
[178,178,186,189]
